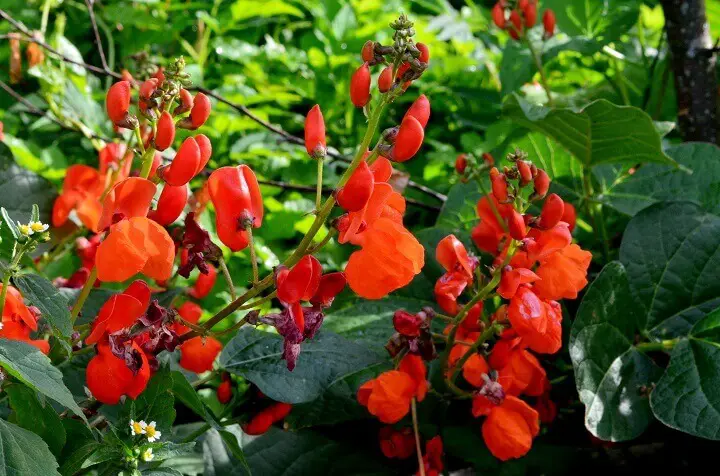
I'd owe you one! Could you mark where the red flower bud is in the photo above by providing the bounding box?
[217,378,232,404]
[121,69,133,82]
[106,81,131,124]
[508,209,527,240]
[154,111,175,151]
[543,9,556,37]
[149,184,188,226]
[337,161,374,212]
[378,66,393,93]
[538,193,565,229]
[391,115,424,162]
[175,88,194,115]
[403,94,430,129]
[490,167,509,202]
[523,2,537,28]
[517,160,532,185]
[158,137,201,186]
[208,165,263,251]
[350,63,371,107]
[277,255,322,305]
[455,154,468,174]
[482,152,495,165]
[416,42,430,63]
[393,310,423,337]
[304,105,326,158]
[195,134,212,173]
[189,265,217,299]
[518,0,529,10]
[533,169,550,197]
[509,10,523,39]
[562,202,577,232]
[139,78,158,101]
[179,92,211,130]
[370,156,393,182]
[361,40,375,62]
[492,2,506,28]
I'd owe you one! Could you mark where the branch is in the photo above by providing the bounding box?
[84,0,110,74]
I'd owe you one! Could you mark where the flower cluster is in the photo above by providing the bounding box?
[356,152,590,465]
[492,0,555,40]
[0,285,48,353]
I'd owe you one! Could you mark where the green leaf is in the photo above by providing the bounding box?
[436,181,483,231]
[0,142,56,224]
[170,371,220,428]
[122,367,176,432]
[543,0,640,44]
[6,384,66,456]
[570,262,663,441]
[600,142,720,216]
[1,207,21,241]
[219,328,386,404]
[619,201,720,338]
[13,274,73,338]
[650,336,720,439]
[203,427,249,476]
[59,442,101,476]
[0,418,60,475]
[503,94,677,169]
[0,340,85,421]
[30,204,40,224]
[151,441,197,461]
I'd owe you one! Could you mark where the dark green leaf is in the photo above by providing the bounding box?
[59,442,101,476]
[570,262,663,441]
[13,274,73,338]
[0,418,60,475]
[600,143,720,216]
[436,181,482,231]
[170,371,220,428]
[0,340,85,421]
[220,328,386,404]
[503,94,677,168]
[619,201,720,338]
[0,142,56,223]
[122,367,175,432]
[151,441,197,461]
[6,384,66,456]
[543,0,640,44]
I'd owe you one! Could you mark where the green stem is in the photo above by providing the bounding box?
[237,290,277,311]
[582,170,609,261]
[315,159,324,211]
[134,126,146,155]
[218,256,236,301]
[448,324,499,385]
[139,147,156,179]
[411,398,426,476]
[0,273,11,316]
[526,38,554,106]
[70,267,97,325]
[245,225,259,285]
[636,339,678,353]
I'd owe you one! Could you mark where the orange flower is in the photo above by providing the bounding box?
[345,217,424,299]
[52,165,104,230]
[179,336,223,373]
[358,370,416,424]
[436,234,475,279]
[532,244,591,301]
[416,435,443,476]
[507,287,561,354]
[86,280,151,345]
[0,285,48,353]
[434,270,469,315]
[497,266,540,300]
[86,341,150,404]
[98,142,133,180]
[474,395,539,461]
[207,165,263,251]
[98,177,157,232]
[95,217,175,282]
[471,195,514,255]
[398,354,428,402]
[490,340,546,397]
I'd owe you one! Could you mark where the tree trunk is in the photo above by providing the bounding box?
[660,0,718,143]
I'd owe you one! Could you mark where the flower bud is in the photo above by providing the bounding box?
[153,67,165,85]
[543,9,556,37]
[195,134,213,173]
[139,78,158,101]
[393,310,423,337]
[508,209,527,240]
[523,2,537,27]
[516,160,532,186]
[455,154,468,174]
[179,92,211,130]
[518,0,528,9]
[189,265,217,299]
[304,105,326,158]
[154,111,175,151]
[174,88,194,115]
[337,161,374,212]
[416,42,430,63]
[403,94,430,129]
[148,184,188,226]
[361,40,375,62]
[217,378,232,404]
[106,81,131,125]
[350,63,371,107]
[158,137,201,186]
[378,66,393,93]
[509,10,523,39]
[492,2,506,29]
[533,169,550,197]
[562,202,577,232]
[538,193,565,229]
[482,152,495,165]
[490,167,509,202]
[391,115,424,162]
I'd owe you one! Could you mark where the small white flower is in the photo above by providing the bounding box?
[17,222,32,236]
[141,447,154,462]
[28,221,49,233]
[130,419,147,436]
[145,421,161,442]
[0,322,4,330]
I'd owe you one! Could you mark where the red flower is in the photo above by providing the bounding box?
[304,105,326,158]
[216,374,233,404]
[179,336,223,373]
[95,217,175,282]
[350,63,371,107]
[98,177,157,232]
[86,341,150,404]
[378,66,393,93]
[309,272,346,308]
[436,234,475,280]
[543,9,556,37]
[337,161,375,212]
[391,115,424,162]
[207,165,263,251]
[52,165,104,231]
[173,301,203,335]
[379,426,415,459]
[358,355,427,424]
[416,436,443,476]
[492,3,506,28]
[471,194,514,255]
[86,280,151,345]
[106,81,131,126]
[154,111,176,151]
[178,92,211,130]
[497,266,540,299]
[98,143,133,180]
[242,402,292,435]
[148,184,188,226]
[157,137,202,186]
[0,285,48,353]
[404,94,430,129]
[473,395,539,461]
[507,287,562,354]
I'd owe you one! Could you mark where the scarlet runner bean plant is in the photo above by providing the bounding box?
[1,1,720,474]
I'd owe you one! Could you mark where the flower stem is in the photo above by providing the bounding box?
[636,339,678,353]
[526,38,554,106]
[0,273,11,317]
[315,158,324,211]
[245,225,259,285]
[218,256,236,301]
[134,126,145,154]
[70,267,97,325]
[411,398,426,476]
[139,147,156,179]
